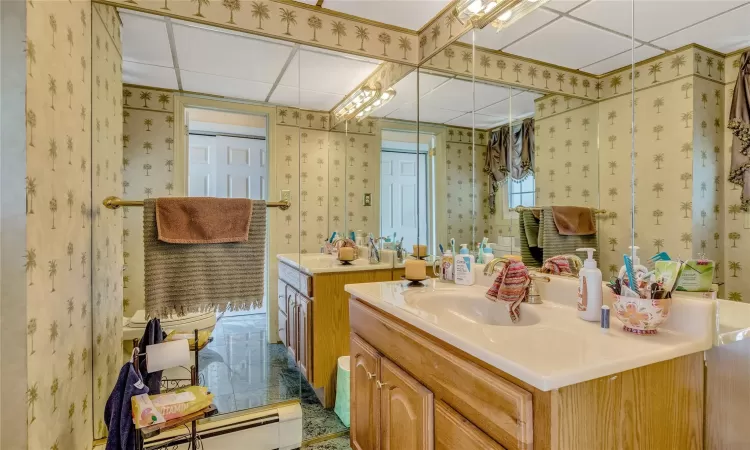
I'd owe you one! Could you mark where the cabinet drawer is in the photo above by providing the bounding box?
[436,400,506,450]
[279,262,313,297]
[350,299,533,450]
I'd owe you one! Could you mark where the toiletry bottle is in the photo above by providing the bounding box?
[455,245,475,285]
[439,250,454,281]
[576,248,602,322]
[481,247,494,264]
[618,246,648,288]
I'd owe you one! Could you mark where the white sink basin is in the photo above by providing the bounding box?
[403,289,541,327]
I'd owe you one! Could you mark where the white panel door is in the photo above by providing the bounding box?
[216,135,267,200]
[380,151,427,250]
[188,134,216,196]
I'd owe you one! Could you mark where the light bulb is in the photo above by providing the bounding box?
[498,10,512,21]
[381,92,390,100]
[483,1,497,13]
[467,0,483,14]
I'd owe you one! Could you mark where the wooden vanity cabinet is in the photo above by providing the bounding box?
[350,296,705,450]
[351,334,434,450]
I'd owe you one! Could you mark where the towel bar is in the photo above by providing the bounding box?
[102,196,291,211]
[512,206,608,216]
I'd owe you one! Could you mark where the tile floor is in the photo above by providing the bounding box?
[198,313,350,448]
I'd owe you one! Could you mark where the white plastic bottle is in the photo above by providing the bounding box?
[455,245,475,286]
[577,248,602,322]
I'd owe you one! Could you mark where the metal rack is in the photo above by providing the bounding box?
[513,205,609,216]
[102,196,291,211]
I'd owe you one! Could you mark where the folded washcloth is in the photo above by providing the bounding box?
[551,206,595,236]
[144,198,266,317]
[540,255,572,276]
[156,197,253,244]
[485,260,531,323]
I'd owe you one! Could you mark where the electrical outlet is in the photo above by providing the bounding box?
[281,190,291,203]
[363,193,372,206]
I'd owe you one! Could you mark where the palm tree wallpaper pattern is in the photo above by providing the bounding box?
[91,4,123,440]
[122,87,176,319]
[23,1,114,448]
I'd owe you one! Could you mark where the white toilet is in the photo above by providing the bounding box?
[122,309,217,342]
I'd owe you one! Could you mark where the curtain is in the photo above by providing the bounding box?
[484,118,535,214]
[729,51,750,211]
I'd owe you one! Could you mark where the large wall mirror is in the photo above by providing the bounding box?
[82,0,750,446]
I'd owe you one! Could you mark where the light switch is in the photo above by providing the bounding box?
[281,190,291,203]
[363,193,371,206]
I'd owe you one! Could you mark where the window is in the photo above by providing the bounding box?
[509,175,535,209]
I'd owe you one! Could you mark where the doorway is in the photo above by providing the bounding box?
[187,108,269,317]
[380,131,430,251]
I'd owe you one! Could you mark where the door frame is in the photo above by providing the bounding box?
[173,95,281,343]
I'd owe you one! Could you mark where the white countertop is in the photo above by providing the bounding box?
[277,253,392,275]
[345,279,714,391]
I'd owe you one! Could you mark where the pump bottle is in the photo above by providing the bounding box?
[577,248,603,322]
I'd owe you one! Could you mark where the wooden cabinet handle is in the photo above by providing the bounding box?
[367,371,376,380]
[376,380,388,389]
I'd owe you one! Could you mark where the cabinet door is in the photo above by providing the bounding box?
[297,294,312,381]
[435,401,505,450]
[379,358,434,450]
[278,310,288,348]
[351,334,380,450]
[287,291,297,361]
[277,280,288,315]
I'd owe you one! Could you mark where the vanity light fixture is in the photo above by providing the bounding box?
[455,0,501,24]
[333,84,380,121]
[490,0,550,32]
[355,87,396,120]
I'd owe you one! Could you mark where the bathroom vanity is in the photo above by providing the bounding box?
[346,279,714,450]
[276,253,399,408]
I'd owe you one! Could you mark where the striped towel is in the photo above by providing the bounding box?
[540,208,598,264]
[485,260,530,323]
[518,210,543,267]
[143,198,266,317]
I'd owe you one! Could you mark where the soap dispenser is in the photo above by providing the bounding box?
[577,248,602,322]
[455,244,475,285]
[618,246,648,288]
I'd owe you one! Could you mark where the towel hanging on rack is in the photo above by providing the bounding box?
[143,198,267,317]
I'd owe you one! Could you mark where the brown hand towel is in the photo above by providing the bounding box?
[156,197,252,244]
[550,206,596,236]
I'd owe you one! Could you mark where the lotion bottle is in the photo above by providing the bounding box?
[577,248,602,321]
[455,245,475,285]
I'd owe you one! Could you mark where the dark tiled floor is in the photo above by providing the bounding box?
[198,313,349,446]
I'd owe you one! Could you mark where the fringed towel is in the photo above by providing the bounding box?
[485,260,531,323]
[144,198,266,317]
[728,51,750,210]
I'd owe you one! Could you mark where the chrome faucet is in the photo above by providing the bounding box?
[527,274,550,304]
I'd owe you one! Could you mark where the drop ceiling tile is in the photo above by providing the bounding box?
[322,0,448,31]
[459,8,560,50]
[544,0,589,13]
[123,61,178,89]
[120,12,173,67]
[651,3,750,53]
[279,49,379,95]
[504,17,633,69]
[446,112,507,129]
[269,86,344,111]
[476,90,540,117]
[420,79,512,113]
[180,70,272,101]
[374,71,451,116]
[386,104,464,124]
[172,23,293,83]
[581,44,663,74]
[572,0,746,43]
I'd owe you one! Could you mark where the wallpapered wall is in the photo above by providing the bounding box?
[274,109,382,255]
[723,52,747,302]
[443,127,482,245]
[531,47,726,283]
[122,87,177,317]
[91,3,123,439]
[25,1,93,449]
